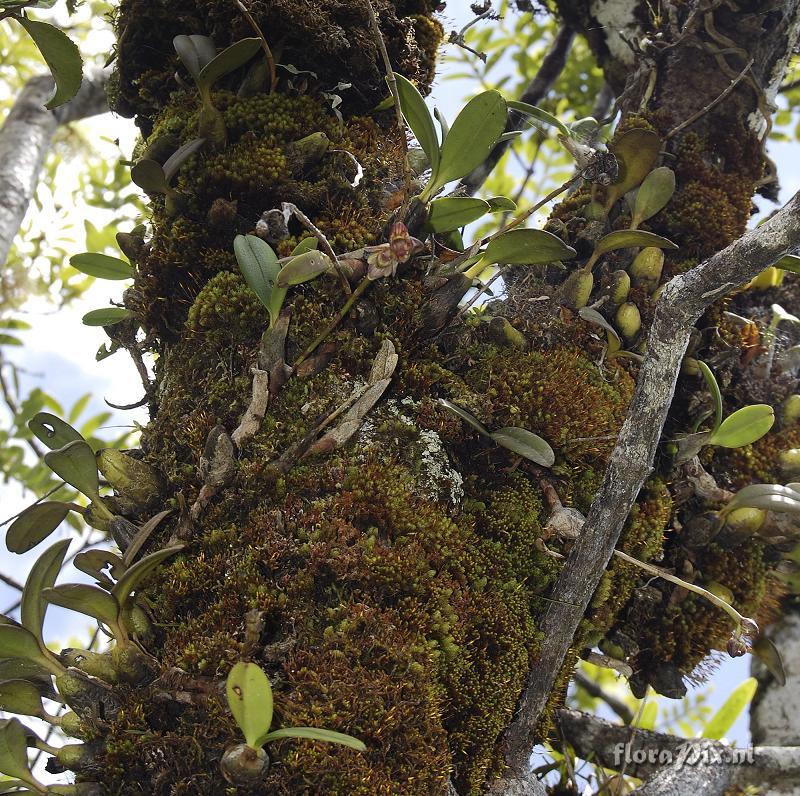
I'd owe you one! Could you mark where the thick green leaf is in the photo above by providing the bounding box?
[73,549,125,586]
[731,492,800,515]
[261,726,366,752]
[44,440,100,499]
[82,308,132,327]
[578,307,621,343]
[481,228,576,266]
[593,230,678,257]
[28,412,83,450]
[233,234,284,325]
[774,254,800,274]
[753,637,786,686]
[18,18,82,109]
[172,34,216,80]
[197,38,262,91]
[438,399,490,437]
[426,198,490,232]
[506,99,570,137]
[429,91,507,195]
[162,138,206,183]
[70,253,133,281]
[111,545,184,607]
[0,659,52,684]
[0,680,45,718]
[226,661,273,748]
[726,484,800,514]
[21,539,71,645]
[0,319,32,331]
[490,427,555,467]
[130,159,168,194]
[0,626,56,673]
[6,502,70,554]
[392,73,440,174]
[0,334,22,346]
[702,677,757,740]
[42,584,119,627]
[486,196,516,213]
[772,302,800,326]
[697,361,723,432]
[0,718,36,785]
[605,128,662,210]
[290,237,319,256]
[276,251,333,287]
[632,166,675,226]
[0,780,36,795]
[708,405,775,448]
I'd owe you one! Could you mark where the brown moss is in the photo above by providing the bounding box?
[112,0,442,123]
[464,347,636,469]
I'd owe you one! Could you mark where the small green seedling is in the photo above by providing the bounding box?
[225,661,366,753]
[174,35,261,144]
[673,363,775,462]
[439,399,555,467]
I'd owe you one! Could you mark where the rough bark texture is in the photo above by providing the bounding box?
[20,2,800,795]
[559,709,800,796]
[0,69,109,267]
[752,607,800,795]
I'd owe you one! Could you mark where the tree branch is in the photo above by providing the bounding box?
[556,709,800,795]
[495,190,800,777]
[457,25,575,197]
[0,67,109,267]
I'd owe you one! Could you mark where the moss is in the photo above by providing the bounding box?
[464,347,636,469]
[111,0,442,123]
[714,426,800,489]
[625,540,768,689]
[660,132,762,260]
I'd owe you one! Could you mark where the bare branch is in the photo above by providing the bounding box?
[573,669,635,724]
[556,708,800,795]
[0,67,109,267]
[496,190,800,776]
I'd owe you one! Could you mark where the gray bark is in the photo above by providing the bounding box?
[498,188,800,778]
[751,609,800,796]
[558,709,800,796]
[0,68,109,268]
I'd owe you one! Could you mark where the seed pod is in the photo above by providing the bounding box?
[96,449,165,508]
[608,270,630,308]
[725,506,766,536]
[703,580,735,605]
[111,644,158,685]
[681,357,700,376]
[124,603,154,641]
[61,649,118,684]
[560,270,594,309]
[783,395,800,425]
[582,200,606,221]
[615,302,641,341]
[488,317,527,350]
[56,742,94,771]
[58,711,82,737]
[220,743,270,786]
[629,247,664,292]
[780,448,800,478]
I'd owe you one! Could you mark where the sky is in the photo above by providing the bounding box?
[2,2,797,780]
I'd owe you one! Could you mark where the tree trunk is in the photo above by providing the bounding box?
[0,69,108,267]
[35,2,800,795]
